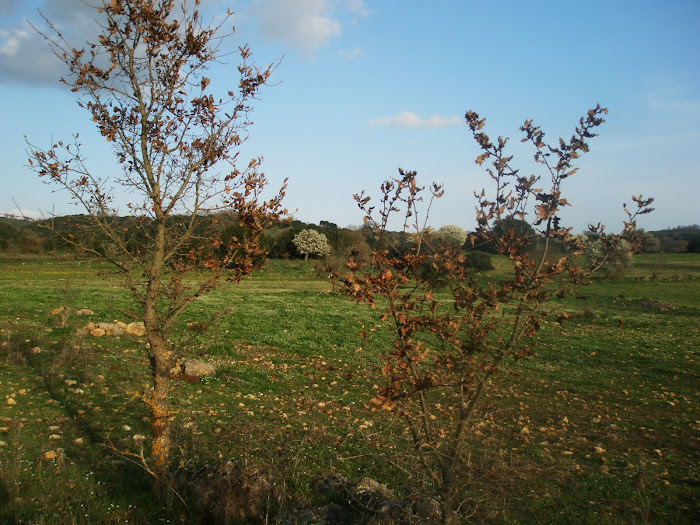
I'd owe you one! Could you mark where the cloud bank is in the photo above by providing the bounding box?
[0,0,103,86]
[1,0,369,86]
[253,0,367,56]
[368,111,462,129]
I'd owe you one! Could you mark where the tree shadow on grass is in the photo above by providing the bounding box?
[4,333,192,523]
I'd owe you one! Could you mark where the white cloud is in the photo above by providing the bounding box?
[368,111,462,129]
[338,47,364,59]
[0,0,369,82]
[0,0,215,86]
[338,0,370,18]
[0,28,26,57]
[252,0,367,56]
[0,0,102,86]
[0,26,65,85]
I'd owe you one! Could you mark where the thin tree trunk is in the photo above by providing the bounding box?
[440,492,457,525]
[440,463,458,525]
[149,344,172,487]
[144,217,173,492]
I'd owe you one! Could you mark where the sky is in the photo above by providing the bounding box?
[1,0,698,233]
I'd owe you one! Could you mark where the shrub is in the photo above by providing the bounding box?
[342,106,653,524]
[462,250,493,271]
[416,254,451,289]
[480,218,537,254]
[688,240,700,253]
[586,237,633,279]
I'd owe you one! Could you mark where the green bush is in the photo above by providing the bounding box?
[417,255,451,289]
[462,251,494,272]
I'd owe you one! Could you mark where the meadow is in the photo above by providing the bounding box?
[0,253,698,524]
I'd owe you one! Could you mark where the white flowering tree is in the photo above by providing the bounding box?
[293,229,330,261]
[438,224,468,247]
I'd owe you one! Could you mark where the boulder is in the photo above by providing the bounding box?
[93,321,127,336]
[288,473,441,525]
[81,320,145,337]
[170,359,217,379]
[366,497,442,524]
[314,471,351,496]
[80,321,123,336]
[184,461,271,524]
[351,477,395,511]
[125,322,146,336]
[181,360,216,378]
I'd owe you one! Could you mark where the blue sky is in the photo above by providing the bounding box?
[1,0,698,233]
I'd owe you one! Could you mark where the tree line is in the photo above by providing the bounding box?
[2,214,698,257]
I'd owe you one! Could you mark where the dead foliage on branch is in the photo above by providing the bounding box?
[342,105,653,524]
[26,0,286,494]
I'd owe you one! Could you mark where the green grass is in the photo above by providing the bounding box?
[0,254,698,523]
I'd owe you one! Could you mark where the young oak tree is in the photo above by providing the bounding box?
[26,0,286,489]
[343,106,653,525]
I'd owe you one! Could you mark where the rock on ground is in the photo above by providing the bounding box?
[169,359,217,379]
[183,461,271,524]
[286,472,442,524]
[76,320,145,337]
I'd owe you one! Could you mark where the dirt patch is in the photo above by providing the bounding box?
[636,299,677,310]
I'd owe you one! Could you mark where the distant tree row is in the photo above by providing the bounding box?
[651,224,700,253]
[2,215,698,257]
[0,217,58,253]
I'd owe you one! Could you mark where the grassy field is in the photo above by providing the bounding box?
[0,254,698,524]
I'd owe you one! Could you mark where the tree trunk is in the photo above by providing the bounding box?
[144,217,173,493]
[440,498,457,525]
[148,343,172,488]
[440,463,458,525]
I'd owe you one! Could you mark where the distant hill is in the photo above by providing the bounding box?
[650,225,700,253]
[2,214,699,256]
